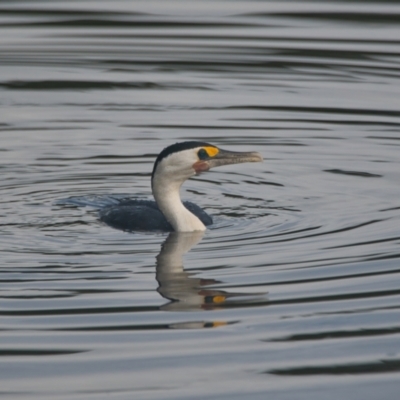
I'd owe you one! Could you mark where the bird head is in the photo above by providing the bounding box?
[151,141,263,187]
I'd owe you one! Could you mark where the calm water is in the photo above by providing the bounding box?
[1,1,400,399]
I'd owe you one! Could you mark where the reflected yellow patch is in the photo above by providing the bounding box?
[204,146,219,157]
[212,321,228,327]
[212,295,226,303]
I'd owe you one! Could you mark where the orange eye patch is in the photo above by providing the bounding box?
[203,146,219,157]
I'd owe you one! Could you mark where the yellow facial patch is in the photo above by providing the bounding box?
[204,146,219,157]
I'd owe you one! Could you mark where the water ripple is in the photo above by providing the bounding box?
[1,1,400,399]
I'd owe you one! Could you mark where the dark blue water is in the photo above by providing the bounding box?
[1,1,400,399]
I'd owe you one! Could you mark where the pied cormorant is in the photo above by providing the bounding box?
[99,141,262,232]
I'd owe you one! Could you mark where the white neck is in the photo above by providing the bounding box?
[152,174,206,232]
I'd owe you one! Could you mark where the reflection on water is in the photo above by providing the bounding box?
[157,232,267,313]
[1,0,400,399]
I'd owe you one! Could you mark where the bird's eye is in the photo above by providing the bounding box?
[198,148,209,160]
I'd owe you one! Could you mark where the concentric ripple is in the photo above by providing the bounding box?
[1,1,400,399]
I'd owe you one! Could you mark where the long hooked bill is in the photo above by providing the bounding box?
[208,149,263,169]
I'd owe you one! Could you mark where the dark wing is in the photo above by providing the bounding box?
[99,199,212,232]
[99,201,173,232]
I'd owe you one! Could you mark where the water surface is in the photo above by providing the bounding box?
[1,1,400,399]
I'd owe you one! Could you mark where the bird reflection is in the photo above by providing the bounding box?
[156,232,268,316]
